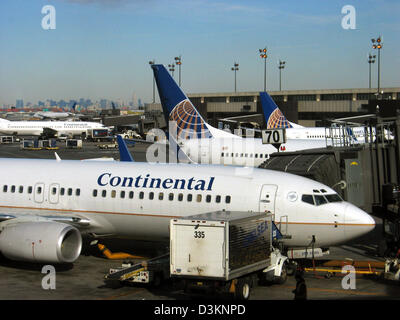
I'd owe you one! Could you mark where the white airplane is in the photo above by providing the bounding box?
[151,64,329,167]
[260,91,376,143]
[0,118,108,138]
[33,103,84,121]
[0,157,374,264]
[33,111,77,120]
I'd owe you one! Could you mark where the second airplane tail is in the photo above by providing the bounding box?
[260,92,293,129]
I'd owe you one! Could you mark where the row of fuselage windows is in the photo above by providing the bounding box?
[1,184,232,204]
[221,152,268,159]
[3,185,81,196]
[92,189,232,204]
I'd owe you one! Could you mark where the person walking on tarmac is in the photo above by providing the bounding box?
[293,268,307,300]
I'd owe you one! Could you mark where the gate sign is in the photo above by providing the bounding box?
[262,129,286,145]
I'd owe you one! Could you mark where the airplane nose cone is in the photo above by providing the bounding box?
[345,203,375,239]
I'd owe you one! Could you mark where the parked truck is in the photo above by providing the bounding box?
[86,128,112,142]
[170,211,287,300]
[105,211,286,299]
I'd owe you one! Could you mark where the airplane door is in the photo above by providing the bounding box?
[34,183,45,204]
[259,184,277,213]
[49,183,60,204]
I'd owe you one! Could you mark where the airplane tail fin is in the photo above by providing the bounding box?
[151,64,213,139]
[116,135,134,162]
[346,127,358,144]
[260,92,293,129]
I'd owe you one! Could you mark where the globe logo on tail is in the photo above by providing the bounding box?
[267,108,293,129]
[170,100,212,139]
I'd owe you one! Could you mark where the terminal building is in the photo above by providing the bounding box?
[145,87,400,128]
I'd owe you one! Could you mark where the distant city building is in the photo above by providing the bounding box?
[132,93,137,108]
[100,99,107,109]
[16,99,23,109]
[58,100,67,108]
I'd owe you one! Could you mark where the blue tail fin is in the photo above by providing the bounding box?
[260,92,292,129]
[151,64,212,139]
[117,135,134,162]
[346,127,358,143]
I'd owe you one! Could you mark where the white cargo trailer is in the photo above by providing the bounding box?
[170,211,287,299]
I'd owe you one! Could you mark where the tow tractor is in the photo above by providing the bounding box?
[106,253,170,286]
[105,211,287,300]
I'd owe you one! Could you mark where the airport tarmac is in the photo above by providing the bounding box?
[1,235,399,301]
[0,140,399,301]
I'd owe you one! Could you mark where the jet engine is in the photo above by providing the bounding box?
[0,221,82,263]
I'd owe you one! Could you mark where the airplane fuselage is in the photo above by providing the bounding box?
[284,126,370,143]
[179,137,329,167]
[0,120,106,137]
[0,159,374,248]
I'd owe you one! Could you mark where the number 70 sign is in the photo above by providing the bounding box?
[262,129,286,145]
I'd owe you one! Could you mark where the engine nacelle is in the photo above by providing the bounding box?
[0,221,82,263]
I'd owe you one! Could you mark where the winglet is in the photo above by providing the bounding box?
[117,135,134,162]
[55,152,61,162]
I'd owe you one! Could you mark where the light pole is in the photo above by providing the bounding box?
[231,62,239,92]
[168,64,175,78]
[368,53,376,91]
[174,56,182,87]
[278,60,286,91]
[371,36,383,97]
[259,47,267,92]
[148,60,155,103]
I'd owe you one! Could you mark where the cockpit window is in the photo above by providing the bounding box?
[325,194,343,203]
[301,194,314,205]
[314,195,327,206]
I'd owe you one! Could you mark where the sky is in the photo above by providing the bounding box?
[0,0,399,105]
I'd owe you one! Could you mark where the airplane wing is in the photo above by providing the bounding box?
[0,208,91,227]
[331,114,376,125]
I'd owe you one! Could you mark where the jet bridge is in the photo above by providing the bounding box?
[259,111,400,256]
